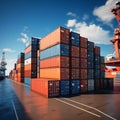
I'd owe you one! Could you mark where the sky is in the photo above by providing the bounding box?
[0,0,118,75]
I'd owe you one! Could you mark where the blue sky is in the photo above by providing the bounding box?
[0,0,118,75]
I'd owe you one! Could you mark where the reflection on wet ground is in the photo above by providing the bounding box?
[0,78,120,120]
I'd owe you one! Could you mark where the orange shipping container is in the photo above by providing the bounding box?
[40,27,70,51]
[31,78,60,97]
[40,56,69,68]
[24,45,32,54]
[71,46,80,57]
[40,68,69,80]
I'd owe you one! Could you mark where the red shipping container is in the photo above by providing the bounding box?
[40,56,69,68]
[94,46,100,56]
[80,69,88,79]
[71,57,80,68]
[80,48,87,58]
[80,58,88,68]
[71,68,80,79]
[71,46,80,57]
[40,27,70,51]
[80,80,88,93]
[40,68,69,80]
[80,36,88,48]
[31,78,60,97]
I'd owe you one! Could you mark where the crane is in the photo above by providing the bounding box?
[0,52,7,80]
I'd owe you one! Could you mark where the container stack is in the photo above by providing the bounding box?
[13,63,18,81]
[9,26,114,98]
[100,56,105,89]
[87,41,94,92]
[80,36,88,93]
[16,53,24,83]
[94,46,101,90]
[70,32,80,95]
[37,50,40,78]
[24,37,39,85]
[31,27,70,97]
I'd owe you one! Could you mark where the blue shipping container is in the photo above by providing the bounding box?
[70,32,80,47]
[40,44,69,60]
[70,80,80,95]
[60,80,70,96]
[88,69,94,79]
[24,78,31,85]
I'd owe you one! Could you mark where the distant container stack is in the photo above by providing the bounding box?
[16,53,24,82]
[24,37,39,85]
[8,26,114,98]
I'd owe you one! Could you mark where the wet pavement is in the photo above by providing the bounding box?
[0,78,120,120]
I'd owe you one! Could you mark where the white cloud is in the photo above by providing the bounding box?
[83,14,89,20]
[2,48,16,53]
[67,12,76,17]
[93,0,116,23]
[18,32,30,46]
[66,19,77,27]
[66,19,112,44]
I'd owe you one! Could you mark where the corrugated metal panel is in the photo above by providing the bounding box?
[88,79,94,91]
[71,46,80,57]
[80,36,88,48]
[80,80,88,93]
[40,27,70,51]
[40,44,69,60]
[31,79,60,98]
[80,48,88,58]
[60,80,70,96]
[40,56,69,68]
[70,32,80,47]
[71,69,80,79]
[40,68,69,80]
[88,69,94,79]
[80,58,88,69]
[80,69,88,79]
[70,80,80,95]
[71,57,80,68]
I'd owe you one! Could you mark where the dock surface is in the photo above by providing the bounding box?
[0,78,120,120]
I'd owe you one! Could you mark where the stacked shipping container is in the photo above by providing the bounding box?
[80,37,88,93]
[88,41,94,92]
[32,27,70,97]
[8,26,113,98]
[24,37,39,85]
[94,46,101,90]
[70,32,80,95]
[16,53,24,82]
